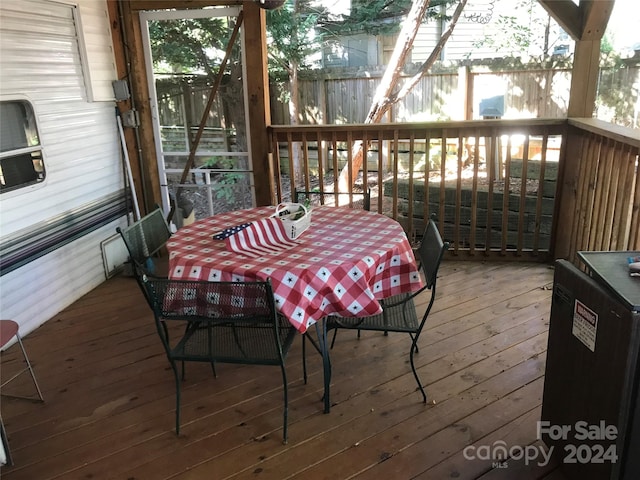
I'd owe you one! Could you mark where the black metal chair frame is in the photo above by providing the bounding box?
[116,206,172,305]
[293,188,371,211]
[322,216,449,406]
[116,207,171,275]
[142,276,298,443]
[0,319,44,403]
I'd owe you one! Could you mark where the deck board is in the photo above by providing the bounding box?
[0,261,568,480]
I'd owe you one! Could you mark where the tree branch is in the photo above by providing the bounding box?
[394,0,468,102]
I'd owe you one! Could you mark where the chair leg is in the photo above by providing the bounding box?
[330,328,339,349]
[302,334,307,385]
[410,332,419,353]
[280,364,289,444]
[409,338,427,403]
[1,333,44,402]
[170,363,182,435]
[315,321,332,414]
[18,334,44,402]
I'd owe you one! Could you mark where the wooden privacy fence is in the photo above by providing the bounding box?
[157,65,639,128]
[270,118,640,262]
[269,65,638,125]
[271,68,571,124]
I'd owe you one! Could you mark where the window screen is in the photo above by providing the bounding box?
[0,100,45,193]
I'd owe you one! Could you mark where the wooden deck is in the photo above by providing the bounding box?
[0,260,569,480]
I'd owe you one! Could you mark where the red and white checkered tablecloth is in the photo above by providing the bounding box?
[167,206,423,333]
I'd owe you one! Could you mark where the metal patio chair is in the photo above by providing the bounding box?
[116,206,172,277]
[116,207,172,305]
[0,319,44,402]
[325,216,449,403]
[142,276,298,443]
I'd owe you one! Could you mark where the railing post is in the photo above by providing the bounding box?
[551,124,579,261]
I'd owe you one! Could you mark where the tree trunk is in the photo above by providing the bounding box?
[337,0,468,191]
[289,59,304,184]
[289,0,304,184]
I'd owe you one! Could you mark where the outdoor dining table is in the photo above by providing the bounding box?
[166,204,424,412]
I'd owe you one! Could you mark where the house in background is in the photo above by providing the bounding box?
[312,0,637,127]
[320,0,572,68]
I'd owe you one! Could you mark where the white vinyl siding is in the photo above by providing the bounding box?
[0,0,121,230]
[0,0,125,336]
[76,0,117,101]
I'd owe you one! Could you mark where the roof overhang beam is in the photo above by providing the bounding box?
[538,0,614,41]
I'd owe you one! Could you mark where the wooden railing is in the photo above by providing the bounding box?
[269,119,639,262]
[555,119,640,263]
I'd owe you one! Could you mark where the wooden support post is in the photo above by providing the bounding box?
[243,2,273,206]
[567,40,601,118]
[552,125,580,260]
[113,0,162,214]
[107,0,158,215]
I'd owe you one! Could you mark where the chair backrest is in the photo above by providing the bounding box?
[144,277,277,322]
[142,276,291,363]
[294,188,371,211]
[417,218,449,289]
[116,207,171,274]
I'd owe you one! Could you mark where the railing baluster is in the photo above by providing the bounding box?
[301,133,310,193]
[407,131,415,238]
[286,132,296,201]
[331,131,338,195]
[439,131,448,252]
[346,130,354,206]
[603,138,617,251]
[630,152,640,248]
[502,135,512,255]
[533,132,549,253]
[423,129,432,228]
[590,137,610,251]
[362,129,369,207]
[614,145,637,250]
[267,119,637,260]
[470,130,480,256]
[455,131,463,252]
[517,135,531,255]
[485,128,497,255]
[391,129,400,221]
[316,130,325,196]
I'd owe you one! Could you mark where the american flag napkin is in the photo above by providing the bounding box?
[213,217,298,258]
